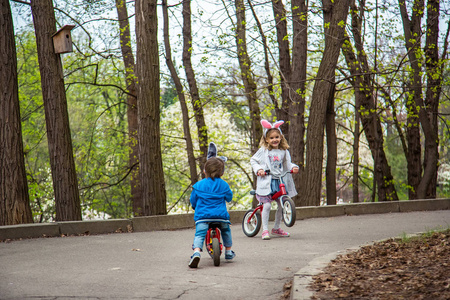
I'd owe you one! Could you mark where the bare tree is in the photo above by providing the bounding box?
[30,0,81,221]
[325,84,337,205]
[341,0,398,202]
[247,0,277,115]
[352,89,360,203]
[423,0,442,198]
[270,0,308,206]
[162,0,197,186]
[247,0,307,206]
[322,0,338,206]
[234,0,262,156]
[303,0,350,206]
[399,0,423,199]
[135,0,167,215]
[0,0,33,225]
[271,0,291,132]
[182,0,208,178]
[289,0,308,206]
[398,0,439,199]
[115,0,141,215]
[234,0,263,207]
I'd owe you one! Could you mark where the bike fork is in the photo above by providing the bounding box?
[247,205,263,223]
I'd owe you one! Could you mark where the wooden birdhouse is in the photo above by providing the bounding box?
[52,25,75,54]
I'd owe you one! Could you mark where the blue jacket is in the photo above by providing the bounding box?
[190,177,233,223]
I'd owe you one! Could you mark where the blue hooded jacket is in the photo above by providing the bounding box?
[190,177,233,223]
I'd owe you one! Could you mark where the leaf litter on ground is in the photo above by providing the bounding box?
[306,228,450,300]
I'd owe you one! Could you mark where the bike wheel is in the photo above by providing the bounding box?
[282,196,296,227]
[212,237,220,266]
[242,209,261,237]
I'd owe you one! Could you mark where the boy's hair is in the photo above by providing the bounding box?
[204,157,225,179]
[259,128,290,150]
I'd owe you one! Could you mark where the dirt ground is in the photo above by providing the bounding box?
[304,229,450,299]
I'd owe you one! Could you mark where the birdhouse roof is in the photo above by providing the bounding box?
[52,25,76,37]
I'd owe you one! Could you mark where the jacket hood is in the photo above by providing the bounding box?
[193,178,230,197]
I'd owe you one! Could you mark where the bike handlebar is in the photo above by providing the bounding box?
[258,169,294,179]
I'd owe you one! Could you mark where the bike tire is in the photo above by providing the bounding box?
[282,196,296,227]
[212,237,220,266]
[242,209,262,237]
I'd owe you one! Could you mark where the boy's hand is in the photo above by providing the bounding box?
[257,169,265,176]
[292,167,299,174]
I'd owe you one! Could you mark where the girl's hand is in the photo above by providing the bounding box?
[257,169,265,176]
[292,167,299,174]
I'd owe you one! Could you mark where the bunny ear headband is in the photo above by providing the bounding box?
[207,142,228,162]
[261,119,284,137]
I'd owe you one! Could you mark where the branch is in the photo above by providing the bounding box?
[11,0,30,5]
[66,81,132,97]
[167,183,193,214]
[80,162,138,191]
[227,157,253,186]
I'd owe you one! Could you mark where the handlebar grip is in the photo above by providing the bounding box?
[256,170,270,176]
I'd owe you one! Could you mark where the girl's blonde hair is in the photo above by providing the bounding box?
[259,128,290,150]
[204,157,225,179]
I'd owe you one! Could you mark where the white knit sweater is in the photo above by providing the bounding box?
[250,147,298,197]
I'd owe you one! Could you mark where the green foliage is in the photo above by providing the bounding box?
[11,0,450,221]
[160,96,253,213]
[16,30,54,223]
[385,134,409,200]
[65,49,132,219]
[161,77,178,108]
[17,28,134,221]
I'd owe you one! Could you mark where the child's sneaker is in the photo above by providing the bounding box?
[271,228,290,237]
[225,250,236,261]
[188,252,201,268]
[262,230,270,240]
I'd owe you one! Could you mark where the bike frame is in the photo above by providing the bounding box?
[246,170,292,224]
[205,225,223,253]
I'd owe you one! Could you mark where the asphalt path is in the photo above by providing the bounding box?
[1,210,449,300]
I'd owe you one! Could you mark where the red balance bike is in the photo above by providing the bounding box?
[242,170,296,237]
[205,222,224,266]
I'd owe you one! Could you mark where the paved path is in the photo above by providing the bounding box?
[1,210,449,300]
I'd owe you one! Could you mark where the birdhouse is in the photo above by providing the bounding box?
[52,25,75,54]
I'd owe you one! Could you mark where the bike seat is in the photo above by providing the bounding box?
[208,222,223,229]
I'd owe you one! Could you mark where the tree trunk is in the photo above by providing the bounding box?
[404,15,422,200]
[235,0,262,157]
[424,0,441,199]
[341,0,398,201]
[303,0,350,206]
[398,0,438,199]
[135,0,167,215]
[30,0,81,221]
[325,84,337,205]
[115,0,141,216]
[162,0,198,186]
[271,0,291,135]
[0,0,33,225]
[352,95,360,203]
[182,0,208,178]
[247,0,277,112]
[235,0,262,207]
[399,0,423,200]
[341,37,398,201]
[289,0,308,206]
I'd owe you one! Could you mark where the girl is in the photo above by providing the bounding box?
[250,119,299,240]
